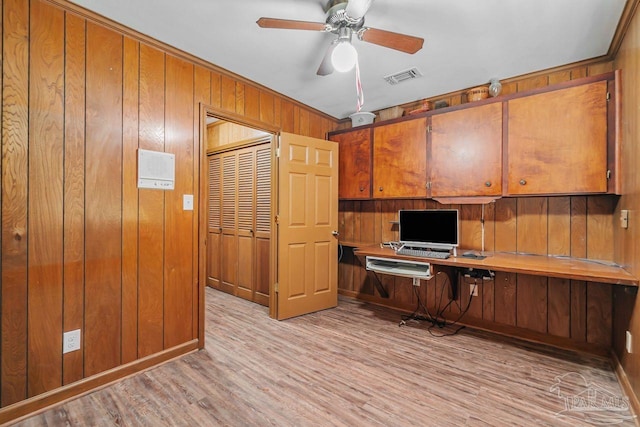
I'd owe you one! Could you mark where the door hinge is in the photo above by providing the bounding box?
[426,125,432,133]
[274,282,279,293]
[275,215,280,225]
[606,92,611,102]
[426,181,432,189]
[607,169,612,180]
[276,147,281,158]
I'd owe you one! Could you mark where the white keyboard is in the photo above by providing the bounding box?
[396,247,451,259]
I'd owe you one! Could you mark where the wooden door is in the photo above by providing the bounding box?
[275,133,338,320]
[430,102,503,197]
[329,128,372,199]
[506,80,608,195]
[373,118,427,198]
[206,156,222,289]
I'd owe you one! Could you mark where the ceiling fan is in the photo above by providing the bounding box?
[257,0,424,76]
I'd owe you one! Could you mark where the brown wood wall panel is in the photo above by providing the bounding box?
[548,197,571,256]
[244,85,259,120]
[121,36,140,364]
[494,272,517,326]
[84,22,123,377]
[614,2,640,407]
[516,197,548,255]
[1,0,29,407]
[1,0,342,416]
[164,55,194,348]
[586,195,615,261]
[587,283,613,347]
[547,277,570,338]
[27,0,65,397]
[570,196,587,258]
[570,281,588,342]
[137,44,166,358]
[63,11,86,385]
[494,198,517,252]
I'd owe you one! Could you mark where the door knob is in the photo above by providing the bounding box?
[485,181,492,187]
[332,230,340,236]
[519,179,527,185]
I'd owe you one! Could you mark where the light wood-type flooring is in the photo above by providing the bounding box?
[11,288,637,426]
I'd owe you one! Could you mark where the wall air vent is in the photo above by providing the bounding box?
[383,67,423,85]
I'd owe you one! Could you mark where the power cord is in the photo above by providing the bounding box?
[400,270,477,337]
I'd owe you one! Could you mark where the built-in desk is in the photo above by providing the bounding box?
[353,245,638,286]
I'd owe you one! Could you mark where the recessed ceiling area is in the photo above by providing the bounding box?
[69,0,627,119]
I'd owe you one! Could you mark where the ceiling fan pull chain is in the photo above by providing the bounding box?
[355,59,364,112]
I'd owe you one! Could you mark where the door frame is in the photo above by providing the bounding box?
[197,104,280,348]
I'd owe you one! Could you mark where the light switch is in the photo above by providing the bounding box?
[183,194,194,211]
[621,209,629,229]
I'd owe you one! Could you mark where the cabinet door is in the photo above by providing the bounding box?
[373,118,427,198]
[430,103,503,197]
[506,81,608,195]
[329,128,371,199]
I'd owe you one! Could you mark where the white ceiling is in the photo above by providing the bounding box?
[69,0,627,120]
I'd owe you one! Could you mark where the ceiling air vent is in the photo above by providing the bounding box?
[383,67,422,85]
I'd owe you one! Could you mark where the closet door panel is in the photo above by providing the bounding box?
[220,153,237,294]
[236,148,255,300]
[207,156,222,289]
[255,145,272,305]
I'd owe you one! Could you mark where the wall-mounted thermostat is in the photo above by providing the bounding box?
[138,148,175,190]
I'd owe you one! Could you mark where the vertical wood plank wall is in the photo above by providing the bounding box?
[0,0,336,413]
[613,1,640,409]
[338,61,621,353]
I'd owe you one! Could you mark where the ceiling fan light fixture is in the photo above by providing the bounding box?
[331,41,357,72]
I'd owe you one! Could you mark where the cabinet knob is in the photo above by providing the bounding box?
[519,179,527,186]
[379,187,383,192]
[359,186,365,192]
[485,181,492,187]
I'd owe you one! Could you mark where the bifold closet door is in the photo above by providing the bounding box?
[254,145,271,305]
[220,152,238,294]
[236,148,255,301]
[207,156,222,289]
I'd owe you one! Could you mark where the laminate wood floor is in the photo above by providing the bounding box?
[12,288,637,426]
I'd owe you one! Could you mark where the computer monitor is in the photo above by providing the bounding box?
[398,209,459,251]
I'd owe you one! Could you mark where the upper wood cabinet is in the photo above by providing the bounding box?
[506,80,609,195]
[329,128,372,199]
[429,102,503,198]
[373,118,428,198]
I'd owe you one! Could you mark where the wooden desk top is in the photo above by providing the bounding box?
[353,245,638,286]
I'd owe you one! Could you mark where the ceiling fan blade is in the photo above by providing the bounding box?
[359,27,424,54]
[317,43,336,76]
[345,0,373,20]
[256,17,327,31]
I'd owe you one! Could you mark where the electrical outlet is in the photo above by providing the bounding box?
[469,283,478,297]
[63,329,81,354]
[626,331,633,353]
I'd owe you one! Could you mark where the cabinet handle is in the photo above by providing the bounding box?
[519,179,527,186]
[485,181,492,187]
[379,187,383,192]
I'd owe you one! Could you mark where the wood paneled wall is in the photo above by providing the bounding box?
[338,196,619,352]
[0,0,338,418]
[613,0,640,412]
